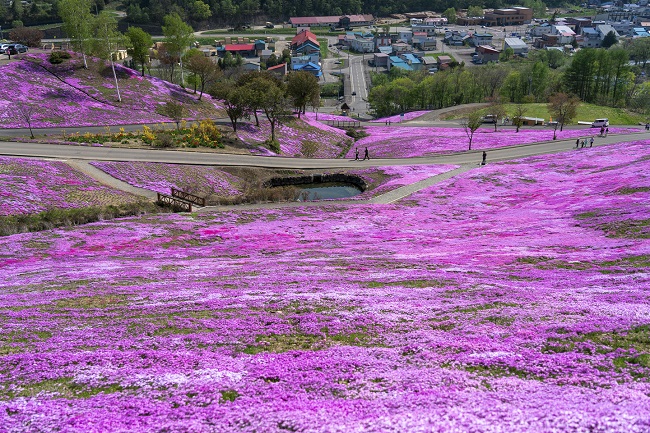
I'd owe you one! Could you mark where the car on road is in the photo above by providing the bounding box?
[591,118,609,128]
[482,114,497,124]
[3,44,28,55]
[351,91,357,96]
[334,60,342,64]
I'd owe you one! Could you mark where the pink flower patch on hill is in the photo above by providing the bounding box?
[350,126,642,158]
[0,156,140,215]
[0,54,223,128]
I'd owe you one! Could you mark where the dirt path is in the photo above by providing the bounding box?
[65,159,158,200]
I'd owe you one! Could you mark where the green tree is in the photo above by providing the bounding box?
[126,27,153,77]
[162,12,194,85]
[547,92,580,138]
[209,80,247,132]
[489,100,507,132]
[443,8,457,24]
[158,101,187,129]
[260,79,291,146]
[185,52,221,100]
[91,12,123,102]
[500,47,514,62]
[59,0,93,69]
[461,111,483,150]
[286,71,320,118]
[467,6,483,17]
[190,0,212,20]
[628,37,650,68]
[602,31,618,49]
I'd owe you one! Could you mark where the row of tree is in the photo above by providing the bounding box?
[116,0,569,28]
[209,70,319,148]
[368,40,650,118]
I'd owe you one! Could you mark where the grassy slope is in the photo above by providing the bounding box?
[445,103,646,125]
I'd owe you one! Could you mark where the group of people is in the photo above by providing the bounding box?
[354,147,370,161]
[576,136,595,148]
[599,126,609,137]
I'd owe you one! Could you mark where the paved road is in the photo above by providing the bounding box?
[2,131,649,169]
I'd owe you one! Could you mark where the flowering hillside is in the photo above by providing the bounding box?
[0,54,224,128]
[0,156,141,216]
[237,116,351,157]
[351,126,642,158]
[1,142,650,431]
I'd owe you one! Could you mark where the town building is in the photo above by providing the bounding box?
[289,14,374,29]
[481,7,533,27]
[503,37,528,55]
[475,45,500,63]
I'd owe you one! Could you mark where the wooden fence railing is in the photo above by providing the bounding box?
[171,188,206,207]
[326,120,361,128]
[157,193,192,212]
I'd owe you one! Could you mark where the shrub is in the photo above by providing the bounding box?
[9,27,44,48]
[153,132,175,148]
[49,51,72,65]
[345,128,368,141]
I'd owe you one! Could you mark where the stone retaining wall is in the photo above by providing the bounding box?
[264,173,368,191]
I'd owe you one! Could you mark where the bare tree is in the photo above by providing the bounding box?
[548,92,580,139]
[15,105,41,138]
[512,104,528,133]
[461,111,483,150]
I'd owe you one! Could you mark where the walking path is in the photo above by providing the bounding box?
[2,130,650,211]
[65,160,158,200]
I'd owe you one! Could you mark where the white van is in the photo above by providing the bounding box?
[591,118,609,128]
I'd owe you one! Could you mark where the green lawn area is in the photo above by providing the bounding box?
[448,103,646,126]
[319,38,329,59]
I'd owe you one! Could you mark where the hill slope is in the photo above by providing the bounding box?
[0,53,224,128]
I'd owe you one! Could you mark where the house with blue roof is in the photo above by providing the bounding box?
[632,27,650,37]
[402,54,423,71]
[292,62,323,78]
[388,56,413,71]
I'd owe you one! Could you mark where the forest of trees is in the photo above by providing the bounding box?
[1,0,567,29]
[368,40,650,117]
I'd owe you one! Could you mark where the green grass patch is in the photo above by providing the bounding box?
[366,279,454,289]
[54,294,131,309]
[445,103,645,125]
[615,186,650,195]
[2,377,127,399]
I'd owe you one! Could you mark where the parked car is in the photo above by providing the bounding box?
[0,43,11,54]
[482,114,497,124]
[591,118,609,128]
[3,44,27,55]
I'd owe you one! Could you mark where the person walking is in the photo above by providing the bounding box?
[576,138,580,148]
[605,127,609,137]
[645,123,649,131]
[481,151,487,166]
[590,136,594,147]
[355,148,359,161]
[581,139,586,148]
[600,126,604,137]
[363,147,370,160]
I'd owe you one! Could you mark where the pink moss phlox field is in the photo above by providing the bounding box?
[237,116,350,157]
[370,111,431,123]
[89,161,243,197]
[0,156,139,215]
[0,54,223,128]
[2,142,650,431]
[350,126,642,158]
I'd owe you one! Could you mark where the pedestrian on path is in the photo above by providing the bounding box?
[590,136,594,147]
[481,151,487,166]
[355,148,359,160]
[605,127,609,137]
[646,123,649,131]
[576,138,580,148]
[363,147,370,160]
[581,139,587,148]
[600,126,604,137]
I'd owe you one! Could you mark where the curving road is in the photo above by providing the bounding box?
[1,131,648,169]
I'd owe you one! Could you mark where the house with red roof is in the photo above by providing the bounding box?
[290,30,321,56]
[216,44,256,58]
